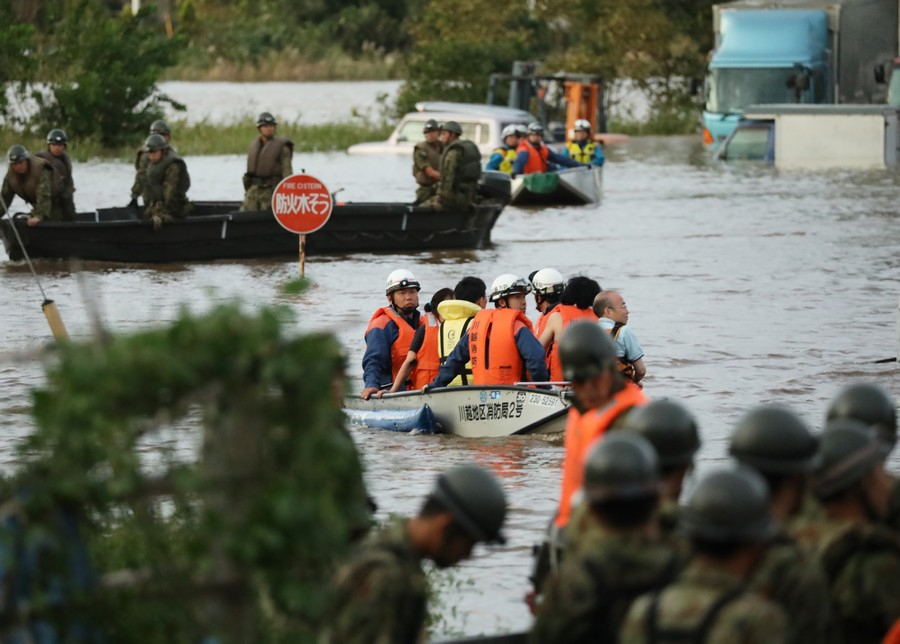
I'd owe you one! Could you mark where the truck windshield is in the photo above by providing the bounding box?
[707,68,798,114]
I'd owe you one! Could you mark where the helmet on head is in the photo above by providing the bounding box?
[423,118,439,132]
[623,400,700,469]
[514,123,529,136]
[385,269,421,296]
[46,129,68,145]
[7,144,29,163]
[431,463,507,544]
[826,382,897,454]
[584,433,660,503]
[143,133,168,152]
[149,120,171,136]
[681,466,776,542]
[558,321,617,383]
[440,121,463,136]
[730,405,819,474]
[501,124,520,139]
[257,112,277,127]
[813,418,883,499]
[489,273,532,303]
[531,268,565,296]
[574,119,591,132]
[527,123,544,135]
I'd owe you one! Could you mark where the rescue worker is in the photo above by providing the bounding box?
[360,269,423,399]
[790,419,900,643]
[562,119,606,167]
[387,287,454,393]
[412,118,443,204]
[594,290,646,386]
[622,399,700,538]
[320,463,508,644]
[435,276,487,387]
[511,123,586,177]
[241,111,294,211]
[728,405,833,644]
[539,276,602,383]
[35,129,76,221]
[485,124,521,174]
[130,119,173,208]
[421,121,481,211]
[529,268,564,339]
[531,434,683,644]
[140,133,191,229]
[430,274,549,387]
[1,145,56,227]
[826,382,900,531]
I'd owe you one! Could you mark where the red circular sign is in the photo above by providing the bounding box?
[271,173,334,234]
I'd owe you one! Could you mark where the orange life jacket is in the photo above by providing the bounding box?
[516,140,549,174]
[546,305,600,382]
[555,382,648,528]
[468,308,535,385]
[884,619,900,644]
[365,307,421,389]
[412,312,441,389]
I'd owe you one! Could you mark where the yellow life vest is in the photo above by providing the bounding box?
[436,299,481,386]
[566,141,596,165]
[491,147,517,174]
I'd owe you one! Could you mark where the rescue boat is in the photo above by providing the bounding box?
[510,165,602,206]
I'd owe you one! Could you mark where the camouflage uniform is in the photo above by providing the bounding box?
[888,476,900,533]
[141,151,191,223]
[620,559,787,644]
[242,138,293,211]
[531,524,682,643]
[319,519,427,644]
[790,516,900,644]
[35,149,76,220]
[412,139,442,204]
[130,149,150,202]
[422,139,481,211]
[750,531,833,644]
[2,159,57,221]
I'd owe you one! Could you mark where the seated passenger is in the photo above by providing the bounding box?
[388,287,454,393]
[436,276,488,386]
[562,119,605,167]
[140,134,191,229]
[539,276,602,383]
[511,123,586,177]
[485,125,521,174]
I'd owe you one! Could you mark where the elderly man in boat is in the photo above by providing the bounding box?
[512,123,586,177]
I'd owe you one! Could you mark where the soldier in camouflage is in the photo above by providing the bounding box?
[621,466,787,644]
[320,464,507,644]
[140,134,191,229]
[35,129,76,221]
[790,418,900,644]
[530,434,683,644]
[130,120,173,208]
[729,405,834,644]
[421,121,481,211]
[1,145,59,227]
[241,111,293,211]
[412,118,443,204]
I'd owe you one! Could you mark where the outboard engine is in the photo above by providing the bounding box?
[476,171,512,204]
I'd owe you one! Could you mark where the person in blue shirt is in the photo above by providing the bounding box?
[562,119,605,167]
[485,125,521,174]
[511,123,586,177]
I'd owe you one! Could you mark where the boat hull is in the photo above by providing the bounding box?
[0,201,504,263]
[343,385,570,438]
[510,166,602,206]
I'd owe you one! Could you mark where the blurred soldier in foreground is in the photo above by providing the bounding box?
[35,129,76,220]
[130,119,173,208]
[412,118,442,204]
[241,111,293,211]
[140,134,191,229]
[621,466,787,643]
[1,145,57,227]
[531,434,682,643]
[729,405,833,644]
[421,121,481,211]
[319,464,507,644]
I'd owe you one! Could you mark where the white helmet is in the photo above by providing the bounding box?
[501,124,520,139]
[531,268,565,295]
[385,269,421,295]
[489,273,532,302]
[574,119,591,132]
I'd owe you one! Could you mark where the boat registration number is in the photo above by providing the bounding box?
[528,393,559,406]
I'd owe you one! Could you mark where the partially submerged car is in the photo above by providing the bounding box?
[713,118,775,164]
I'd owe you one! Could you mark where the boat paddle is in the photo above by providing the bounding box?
[0,194,69,342]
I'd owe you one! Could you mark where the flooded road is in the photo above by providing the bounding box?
[1,130,899,637]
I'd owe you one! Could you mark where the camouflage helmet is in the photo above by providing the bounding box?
[143,133,169,152]
[730,405,820,474]
[826,382,897,454]
[558,321,617,383]
[149,120,171,136]
[681,466,776,542]
[584,433,660,503]
[46,129,68,145]
[7,145,29,163]
[812,418,883,500]
[257,112,277,127]
[440,121,463,136]
[423,118,440,132]
[623,399,700,469]
[431,463,507,544]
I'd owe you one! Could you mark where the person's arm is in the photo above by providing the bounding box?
[548,149,586,169]
[431,332,470,387]
[387,325,426,393]
[620,327,645,383]
[538,311,562,349]
[515,324,550,384]
[511,150,529,176]
[281,143,293,177]
[435,148,459,202]
[1,174,14,209]
[162,163,185,214]
[593,144,605,167]
[361,323,397,398]
[485,151,503,171]
[630,358,646,384]
[27,168,53,225]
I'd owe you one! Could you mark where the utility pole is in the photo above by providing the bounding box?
[132,0,140,14]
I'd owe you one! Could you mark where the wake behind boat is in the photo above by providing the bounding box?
[510,166,602,206]
[343,385,570,439]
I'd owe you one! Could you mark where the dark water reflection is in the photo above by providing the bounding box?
[0,135,898,637]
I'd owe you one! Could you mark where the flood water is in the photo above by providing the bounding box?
[1,82,899,638]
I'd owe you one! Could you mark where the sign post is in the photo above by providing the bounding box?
[271,173,334,277]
